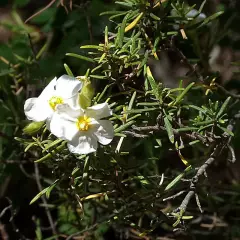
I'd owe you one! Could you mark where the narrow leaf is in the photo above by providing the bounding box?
[66,53,95,63]
[170,82,195,106]
[165,165,192,191]
[216,96,231,119]
[164,116,174,144]
[217,124,234,136]
[125,12,143,32]
[118,14,129,47]
[64,63,74,77]
[114,120,135,133]
[146,66,159,99]
[197,11,224,28]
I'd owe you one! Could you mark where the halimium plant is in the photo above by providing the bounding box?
[17,0,240,238]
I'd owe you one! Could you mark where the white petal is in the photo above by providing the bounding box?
[67,133,98,154]
[38,77,57,101]
[55,104,84,120]
[198,13,206,20]
[91,120,114,145]
[24,98,52,121]
[50,113,78,141]
[85,103,112,120]
[186,9,198,18]
[55,75,82,103]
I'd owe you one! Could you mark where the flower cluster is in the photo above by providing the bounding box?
[24,75,114,154]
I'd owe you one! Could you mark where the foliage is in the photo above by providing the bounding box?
[1,0,240,239]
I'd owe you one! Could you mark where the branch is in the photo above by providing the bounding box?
[216,83,240,99]
[25,0,57,23]
[122,130,149,138]
[34,163,58,239]
[176,145,223,213]
[132,123,208,145]
[169,37,204,82]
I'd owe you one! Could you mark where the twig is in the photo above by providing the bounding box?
[3,198,30,240]
[34,163,58,239]
[163,191,186,202]
[132,123,208,144]
[227,145,236,163]
[176,145,222,213]
[178,190,195,212]
[122,131,149,138]
[216,83,240,99]
[170,37,204,82]
[25,0,57,23]
[28,34,37,61]
[66,201,139,240]
[195,193,203,213]
[85,14,93,43]
[0,205,12,219]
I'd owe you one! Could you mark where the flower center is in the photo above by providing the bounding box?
[76,115,92,131]
[48,96,63,110]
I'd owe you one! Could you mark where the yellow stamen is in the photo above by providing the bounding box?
[48,96,63,110]
[76,115,92,131]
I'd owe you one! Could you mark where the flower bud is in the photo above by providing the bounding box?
[23,121,44,135]
[78,80,95,109]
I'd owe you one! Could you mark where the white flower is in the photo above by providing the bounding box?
[49,103,114,154]
[24,75,82,122]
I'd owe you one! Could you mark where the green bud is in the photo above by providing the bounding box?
[79,80,95,109]
[23,121,44,135]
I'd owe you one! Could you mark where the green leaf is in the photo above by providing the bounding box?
[126,114,141,122]
[46,180,59,199]
[216,97,231,119]
[80,45,104,51]
[146,66,160,99]
[217,124,234,136]
[64,63,74,77]
[164,116,174,144]
[165,165,192,191]
[66,53,95,63]
[89,75,107,79]
[188,105,207,114]
[35,141,66,163]
[115,1,133,8]
[125,12,143,32]
[197,11,224,28]
[114,120,135,133]
[165,172,184,191]
[117,13,129,48]
[79,81,95,109]
[150,13,160,21]
[194,120,214,126]
[124,108,156,114]
[198,123,214,132]
[83,156,90,190]
[169,82,195,106]
[42,139,64,153]
[128,91,136,111]
[30,186,49,204]
[199,0,207,12]
[96,83,114,102]
[100,10,126,16]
